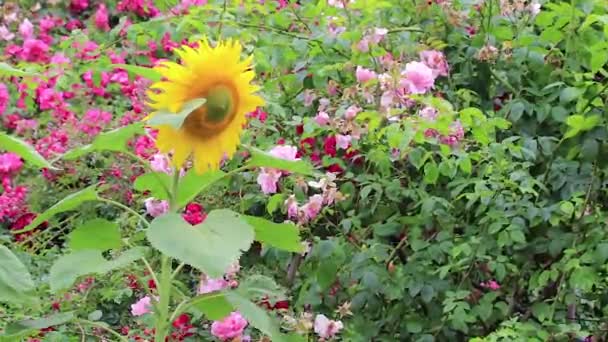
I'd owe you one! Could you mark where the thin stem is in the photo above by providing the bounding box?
[169,299,190,322]
[97,197,151,228]
[217,0,228,38]
[78,319,128,342]
[171,262,186,280]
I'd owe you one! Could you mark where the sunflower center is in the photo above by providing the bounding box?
[205,85,234,123]
[182,84,238,137]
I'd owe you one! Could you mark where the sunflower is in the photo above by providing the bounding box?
[146,39,264,173]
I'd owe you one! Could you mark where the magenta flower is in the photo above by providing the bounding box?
[480,280,501,291]
[20,39,50,63]
[94,4,110,31]
[0,83,9,115]
[314,314,343,339]
[211,312,248,341]
[0,153,23,177]
[401,61,435,94]
[356,66,377,83]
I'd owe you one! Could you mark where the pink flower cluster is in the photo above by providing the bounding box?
[285,173,344,224]
[198,261,240,295]
[418,106,465,147]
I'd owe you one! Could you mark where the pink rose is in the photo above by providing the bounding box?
[144,198,169,217]
[336,134,352,150]
[401,61,435,94]
[257,169,281,194]
[355,66,377,83]
[302,194,324,221]
[314,314,343,339]
[198,277,229,294]
[269,145,298,161]
[131,296,154,316]
[150,153,172,174]
[314,111,331,126]
[344,105,361,120]
[211,312,248,341]
[419,50,449,78]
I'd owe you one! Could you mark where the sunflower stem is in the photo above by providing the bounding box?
[154,171,180,342]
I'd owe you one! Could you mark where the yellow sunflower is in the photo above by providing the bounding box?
[146,39,264,173]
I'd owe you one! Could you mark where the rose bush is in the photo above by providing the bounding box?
[1,0,608,341]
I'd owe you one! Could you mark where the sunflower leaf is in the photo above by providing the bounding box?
[245,147,315,175]
[0,133,57,170]
[146,210,254,278]
[147,98,206,129]
[111,64,162,82]
[0,62,40,77]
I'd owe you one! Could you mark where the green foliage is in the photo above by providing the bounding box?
[0,246,36,304]
[68,218,122,251]
[49,247,146,293]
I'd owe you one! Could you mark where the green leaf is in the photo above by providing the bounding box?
[112,64,162,82]
[267,194,286,214]
[0,133,56,170]
[459,157,472,174]
[147,210,254,278]
[49,247,145,293]
[569,267,598,292]
[238,274,286,302]
[423,161,439,184]
[133,172,171,200]
[63,123,144,160]
[531,302,552,322]
[147,98,207,129]
[4,312,74,336]
[50,250,105,293]
[243,216,303,252]
[246,147,315,175]
[590,49,608,73]
[68,218,121,251]
[0,62,39,77]
[0,246,36,304]
[226,291,285,342]
[190,292,233,320]
[16,186,99,234]
[560,87,582,104]
[177,169,226,208]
